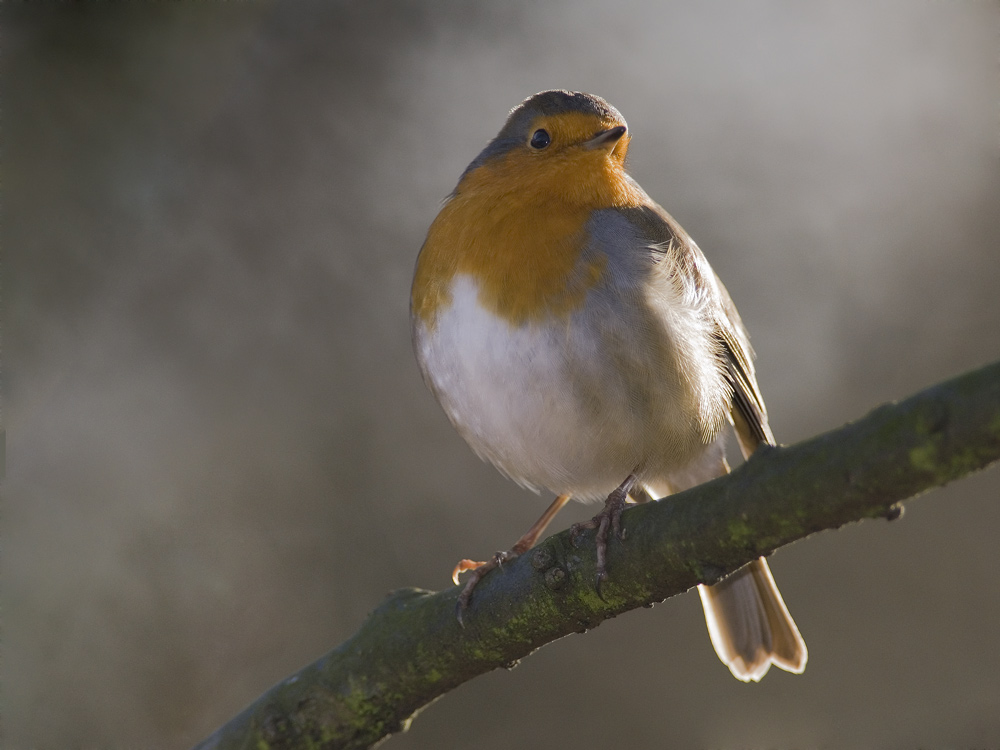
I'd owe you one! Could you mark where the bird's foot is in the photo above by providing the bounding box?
[452,548,521,625]
[570,474,638,593]
[450,494,572,624]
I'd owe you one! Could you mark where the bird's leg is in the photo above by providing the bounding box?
[570,473,639,592]
[453,493,572,622]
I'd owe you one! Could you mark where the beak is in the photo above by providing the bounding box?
[583,125,627,150]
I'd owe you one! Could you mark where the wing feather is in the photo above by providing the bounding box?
[617,197,774,457]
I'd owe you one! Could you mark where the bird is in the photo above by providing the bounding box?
[410,89,807,682]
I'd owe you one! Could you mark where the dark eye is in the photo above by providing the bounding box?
[529,129,551,149]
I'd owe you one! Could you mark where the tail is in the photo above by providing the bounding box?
[698,557,807,682]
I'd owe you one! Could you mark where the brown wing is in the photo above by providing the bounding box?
[711,275,776,457]
[618,198,775,458]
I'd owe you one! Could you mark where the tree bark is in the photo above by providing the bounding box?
[194,360,1000,750]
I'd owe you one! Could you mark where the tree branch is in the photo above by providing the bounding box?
[194,360,1000,750]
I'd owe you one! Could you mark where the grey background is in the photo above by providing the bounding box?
[5,2,1000,748]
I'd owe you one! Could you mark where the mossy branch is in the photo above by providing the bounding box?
[193,360,1000,750]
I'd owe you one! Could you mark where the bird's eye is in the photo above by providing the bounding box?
[529,129,551,149]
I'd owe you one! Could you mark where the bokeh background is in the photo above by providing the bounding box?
[5,2,1000,748]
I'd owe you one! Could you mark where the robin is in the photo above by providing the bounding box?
[411,89,806,682]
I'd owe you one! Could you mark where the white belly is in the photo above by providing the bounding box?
[414,274,728,500]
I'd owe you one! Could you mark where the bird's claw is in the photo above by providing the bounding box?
[453,549,520,625]
[571,481,632,592]
[451,558,486,586]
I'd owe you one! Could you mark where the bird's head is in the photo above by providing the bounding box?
[457,90,633,207]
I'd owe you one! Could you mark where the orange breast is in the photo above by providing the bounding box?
[412,147,645,328]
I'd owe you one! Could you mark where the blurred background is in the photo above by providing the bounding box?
[5,2,1000,748]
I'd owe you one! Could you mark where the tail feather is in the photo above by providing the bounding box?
[698,557,807,682]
